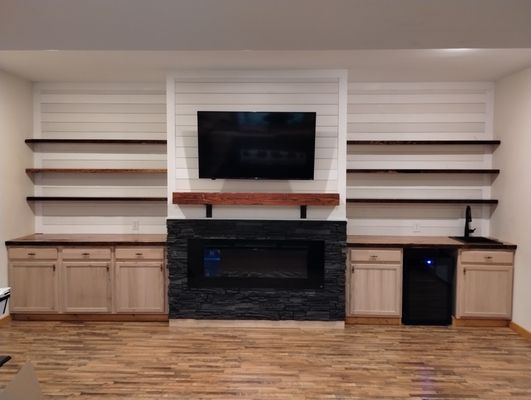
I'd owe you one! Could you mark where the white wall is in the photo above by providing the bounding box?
[0,69,34,290]
[167,70,347,221]
[491,67,531,332]
[347,82,495,236]
[33,82,167,233]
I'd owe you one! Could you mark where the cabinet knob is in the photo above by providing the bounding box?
[485,256,493,260]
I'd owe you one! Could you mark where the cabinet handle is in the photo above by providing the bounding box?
[106,266,110,271]
[82,252,90,256]
[463,267,466,275]
[135,253,143,256]
[27,252,36,256]
[485,256,493,260]
[52,265,56,271]
[369,255,378,260]
[160,265,163,271]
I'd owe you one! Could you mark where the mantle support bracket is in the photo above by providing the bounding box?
[300,205,307,219]
[206,204,212,218]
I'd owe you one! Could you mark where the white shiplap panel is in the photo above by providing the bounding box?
[175,114,338,127]
[176,104,339,114]
[169,71,346,220]
[35,82,167,234]
[40,94,166,104]
[346,81,493,236]
[175,82,339,94]
[174,93,339,105]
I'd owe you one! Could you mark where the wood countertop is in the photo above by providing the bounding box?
[347,235,516,249]
[5,234,167,246]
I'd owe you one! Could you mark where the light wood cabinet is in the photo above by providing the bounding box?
[456,249,514,319]
[9,261,58,312]
[63,262,112,313]
[7,244,166,318]
[348,248,402,317]
[115,261,165,313]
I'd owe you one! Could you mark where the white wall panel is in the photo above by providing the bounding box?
[168,70,347,221]
[34,82,167,233]
[347,81,494,236]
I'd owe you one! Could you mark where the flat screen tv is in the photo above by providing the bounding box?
[197,111,316,180]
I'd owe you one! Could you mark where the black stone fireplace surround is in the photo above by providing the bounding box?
[167,219,346,321]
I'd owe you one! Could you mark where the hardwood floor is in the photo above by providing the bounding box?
[1,321,530,399]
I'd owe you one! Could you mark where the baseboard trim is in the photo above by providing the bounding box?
[0,314,11,326]
[169,319,345,329]
[510,321,531,341]
[453,317,509,327]
[346,316,401,325]
[11,313,168,322]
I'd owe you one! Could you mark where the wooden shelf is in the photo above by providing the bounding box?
[346,169,500,174]
[172,192,340,206]
[347,140,501,145]
[25,139,167,145]
[346,198,498,205]
[26,168,167,174]
[27,197,167,202]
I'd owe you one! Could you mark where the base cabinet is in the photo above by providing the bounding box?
[348,248,403,317]
[63,262,112,313]
[456,250,514,319]
[9,262,58,313]
[7,245,166,317]
[115,262,165,313]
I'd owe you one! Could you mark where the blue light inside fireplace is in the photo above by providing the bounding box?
[204,248,221,277]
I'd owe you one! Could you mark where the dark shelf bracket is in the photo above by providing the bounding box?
[300,205,307,219]
[205,204,213,218]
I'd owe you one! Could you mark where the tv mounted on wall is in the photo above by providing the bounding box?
[197,111,316,180]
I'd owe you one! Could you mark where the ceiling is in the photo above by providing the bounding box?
[0,49,530,82]
[0,1,530,82]
[0,0,530,50]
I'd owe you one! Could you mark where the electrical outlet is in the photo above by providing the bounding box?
[413,222,421,233]
[132,220,140,231]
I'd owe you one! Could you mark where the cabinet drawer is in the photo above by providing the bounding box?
[460,250,513,265]
[62,248,111,260]
[115,247,164,260]
[8,247,58,260]
[350,248,402,263]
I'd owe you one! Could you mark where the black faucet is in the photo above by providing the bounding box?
[464,205,476,238]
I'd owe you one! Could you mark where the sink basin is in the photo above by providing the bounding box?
[450,236,502,244]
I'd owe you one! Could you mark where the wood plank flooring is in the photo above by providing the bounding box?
[0,321,530,399]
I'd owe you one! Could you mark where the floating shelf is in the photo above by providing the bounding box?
[347,140,501,145]
[26,168,167,174]
[346,169,500,174]
[25,139,167,145]
[346,198,498,205]
[173,192,340,206]
[27,196,167,202]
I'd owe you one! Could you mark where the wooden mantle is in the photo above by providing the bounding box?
[172,192,340,206]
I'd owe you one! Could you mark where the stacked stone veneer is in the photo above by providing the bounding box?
[167,219,346,321]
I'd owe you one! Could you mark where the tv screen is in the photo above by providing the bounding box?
[197,111,316,180]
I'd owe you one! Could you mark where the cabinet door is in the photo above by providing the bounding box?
[63,262,112,313]
[349,263,402,316]
[115,262,165,313]
[9,262,58,312]
[458,264,513,319]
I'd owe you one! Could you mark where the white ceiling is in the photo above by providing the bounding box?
[0,49,530,82]
[0,1,530,82]
[0,0,530,50]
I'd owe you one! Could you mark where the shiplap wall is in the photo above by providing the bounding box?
[347,82,495,236]
[33,82,167,233]
[167,70,347,220]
